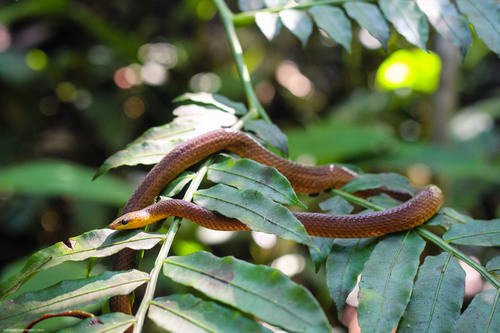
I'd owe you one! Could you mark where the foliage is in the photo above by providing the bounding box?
[0,0,499,332]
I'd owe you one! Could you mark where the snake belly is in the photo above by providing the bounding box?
[109,128,443,315]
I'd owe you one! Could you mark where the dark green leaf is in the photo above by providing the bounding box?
[279,9,313,47]
[256,12,283,40]
[207,158,305,208]
[398,252,465,332]
[344,1,390,51]
[193,184,316,250]
[309,5,352,52]
[173,92,247,115]
[163,251,331,333]
[456,0,500,55]
[243,119,289,155]
[0,270,149,328]
[161,171,195,197]
[57,313,135,333]
[454,289,500,332]
[368,193,401,209]
[326,238,378,319]
[486,256,500,274]
[443,218,500,246]
[0,229,163,300]
[358,232,426,333]
[0,160,133,206]
[341,173,416,195]
[427,207,472,227]
[416,0,472,51]
[309,196,355,270]
[149,294,272,333]
[379,0,429,49]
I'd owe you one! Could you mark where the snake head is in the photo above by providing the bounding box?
[109,210,151,230]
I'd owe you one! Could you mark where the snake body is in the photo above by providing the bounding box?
[109,128,443,314]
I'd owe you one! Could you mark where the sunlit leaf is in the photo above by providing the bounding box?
[0,270,149,328]
[309,5,352,52]
[456,0,500,55]
[399,252,465,332]
[265,0,287,8]
[326,238,378,319]
[207,158,304,208]
[173,92,247,115]
[443,218,500,246]
[279,9,313,47]
[94,105,237,178]
[344,1,390,51]
[256,12,282,40]
[454,289,500,332]
[341,173,416,195]
[0,160,133,206]
[163,251,331,333]
[379,0,429,49]
[193,184,316,250]
[57,313,135,333]
[238,0,264,12]
[243,119,289,155]
[358,232,426,333]
[149,294,272,333]
[416,0,472,52]
[0,229,163,300]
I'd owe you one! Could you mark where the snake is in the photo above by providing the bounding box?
[108,128,443,314]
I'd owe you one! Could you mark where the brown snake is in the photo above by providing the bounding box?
[108,128,443,315]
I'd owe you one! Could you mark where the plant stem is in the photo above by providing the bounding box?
[331,188,500,289]
[212,0,271,123]
[133,161,212,332]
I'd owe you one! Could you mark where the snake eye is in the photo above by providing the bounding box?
[120,218,129,226]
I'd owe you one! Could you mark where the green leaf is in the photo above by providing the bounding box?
[0,270,149,329]
[243,119,289,155]
[398,252,465,332]
[193,184,316,250]
[0,160,133,206]
[309,196,355,271]
[326,238,378,319]
[57,313,135,333]
[173,92,247,115]
[309,5,352,52]
[163,251,331,333]
[149,294,272,333]
[265,0,287,9]
[344,1,390,51]
[443,218,500,246]
[256,12,282,40]
[161,171,195,197]
[279,9,313,47]
[416,0,472,51]
[456,0,500,56]
[379,0,429,49]
[0,229,163,300]
[427,207,472,227]
[207,158,305,208]
[358,232,426,333]
[454,289,500,332]
[486,256,500,274]
[94,105,237,178]
[341,173,416,196]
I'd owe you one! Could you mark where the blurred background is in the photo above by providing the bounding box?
[0,0,499,330]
